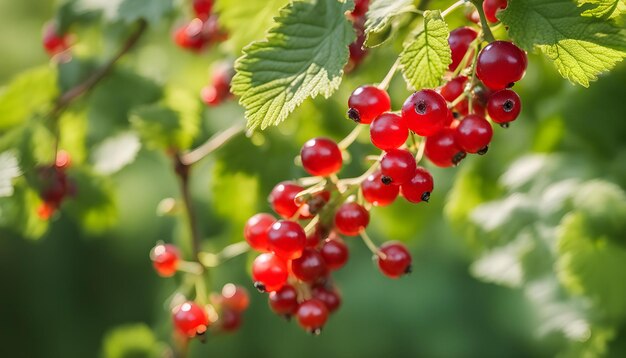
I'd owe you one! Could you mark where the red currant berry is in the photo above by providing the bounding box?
[400,167,434,204]
[334,202,369,236]
[483,0,508,23]
[150,243,180,277]
[291,248,327,282]
[448,27,478,72]
[297,299,329,334]
[401,89,448,136]
[55,150,72,169]
[172,301,209,337]
[370,113,409,151]
[351,0,369,18]
[347,85,391,124]
[320,238,349,270]
[487,89,521,126]
[380,149,417,185]
[455,115,493,154]
[454,98,486,117]
[37,201,57,220]
[244,213,276,251]
[300,137,343,176]
[42,22,70,56]
[268,284,299,316]
[377,241,412,278]
[267,220,306,260]
[173,19,206,51]
[269,181,304,219]
[312,285,341,313]
[221,284,250,312]
[440,76,467,102]
[219,309,241,332]
[361,171,399,206]
[425,127,466,167]
[193,0,214,20]
[476,41,527,90]
[306,226,323,248]
[252,253,289,292]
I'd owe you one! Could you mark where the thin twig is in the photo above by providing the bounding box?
[180,123,246,165]
[173,154,202,258]
[470,0,496,42]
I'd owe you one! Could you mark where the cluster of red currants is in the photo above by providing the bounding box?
[36,151,75,220]
[200,61,234,106]
[42,22,72,58]
[345,0,370,72]
[151,243,251,338]
[173,0,227,52]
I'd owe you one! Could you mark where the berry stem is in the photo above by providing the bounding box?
[338,125,364,150]
[415,138,427,163]
[177,260,204,275]
[180,123,245,165]
[378,58,400,91]
[304,216,320,235]
[470,0,496,43]
[441,0,468,18]
[173,154,202,259]
[466,42,482,115]
[198,241,251,268]
[359,230,386,259]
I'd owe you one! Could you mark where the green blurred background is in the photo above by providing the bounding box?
[1,0,626,357]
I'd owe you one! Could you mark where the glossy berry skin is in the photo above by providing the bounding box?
[377,241,412,279]
[42,23,69,56]
[483,0,508,23]
[312,286,341,313]
[448,27,478,72]
[347,86,391,124]
[380,149,417,185]
[172,301,209,337]
[440,76,467,102]
[320,239,349,270]
[173,19,206,51]
[300,137,343,176]
[221,284,250,312]
[454,98,486,117]
[267,220,306,260]
[220,309,241,332]
[351,0,370,18]
[296,299,329,334]
[244,213,276,251]
[402,90,449,136]
[370,113,409,150]
[291,248,327,282]
[269,181,304,219]
[425,128,466,167]
[455,115,493,154]
[487,89,521,125]
[477,41,527,90]
[150,243,180,277]
[306,227,322,248]
[361,171,399,206]
[252,253,289,292]
[400,167,434,204]
[193,0,214,19]
[268,284,299,316]
[334,203,370,236]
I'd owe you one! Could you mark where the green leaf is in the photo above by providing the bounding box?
[0,151,21,197]
[117,0,173,25]
[399,10,451,90]
[0,67,58,132]
[499,0,626,87]
[91,131,141,175]
[0,181,49,240]
[102,323,162,358]
[215,0,291,52]
[56,0,101,33]
[232,0,355,130]
[578,0,626,19]
[64,168,117,234]
[364,0,415,47]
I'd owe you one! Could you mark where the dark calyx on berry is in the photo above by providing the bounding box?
[414,100,427,114]
[421,192,431,203]
[311,328,322,336]
[477,146,489,155]
[381,175,393,185]
[404,265,413,274]
[254,282,266,293]
[452,152,466,165]
[503,100,515,112]
[347,108,360,122]
[500,123,510,128]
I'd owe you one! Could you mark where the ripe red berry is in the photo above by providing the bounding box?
[150,243,180,277]
[361,171,400,206]
[320,239,349,270]
[269,181,304,219]
[440,76,467,102]
[483,0,508,23]
[369,113,409,150]
[42,22,70,56]
[454,98,486,117]
[487,89,521,125]
[193,0,214,19]
[55,150,72,169]
[334,202,369,236]
[306,226,323,248]
[219,309,241,332]
[400,167,434,204]
[221,284,250,312]
[380,149,417,185]
[425,128,466,167]
[291,248,327,282]
[37,201,57,220]
[454,115,493,154]
[347,85,391,124]
[267,220,306,260]
[377,241,412,278]
[244,213,276,251]
[312,285,341,313]
[300,137,343,176]
[476,41,527,90]
[252,253,289,292]
[268,284,299,316]
[172,301,209,337]
[401,89,448,136]
[351,0,370,18]
[202,62,234,106]
[173,19,206,51]
[448,27,478,72]
[296,299,329,334]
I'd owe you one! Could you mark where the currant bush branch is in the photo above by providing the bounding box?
[180,123,246,165]
[470,0,496,42]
